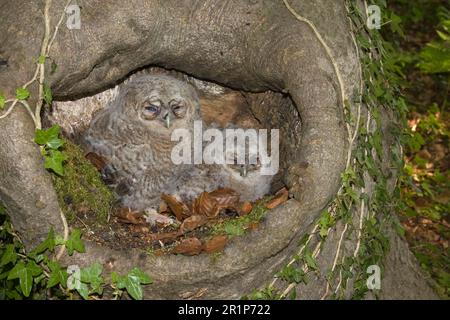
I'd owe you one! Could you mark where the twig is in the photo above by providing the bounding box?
[320,222,349,300]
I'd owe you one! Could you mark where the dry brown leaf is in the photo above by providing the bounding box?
[192,192,220,217]
[161,194,191,221]
[209,188,240,208]
[172,237,203,256]
[180,215,208,233]
[265,187,289,210]
[85,152,107,171]
[159,201,169,214]
[115,207,146,225]
[239,202,253,216]
[204,235,228,254]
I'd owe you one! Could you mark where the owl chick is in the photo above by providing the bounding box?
[84,75,202,210]
[219,135,273,202]
[172,126,274,203]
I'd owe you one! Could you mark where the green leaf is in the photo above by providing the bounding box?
[77,282,90,300]
[43,84,52,105]
[124,276,143,300]
[19,269,33,297]
[46,260,68,289]
[80,262,102,283]
[7,262,33,297]
[15,87,30,100]
[26,261,43,277]
[0,93,5,109]
[79,263,104,296]
[35,125,64,149]
[276,265,306,284]
[65,229,85,256]
[44,150,67,176]
[111,272,127,289]
[304,250,318,271]
[7,261,26,280]
[128,268,152,285]
[30,228,56,256]
[0,244,17,266]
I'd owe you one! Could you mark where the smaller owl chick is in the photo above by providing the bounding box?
[219,136,273,202]
[173,126,274,203]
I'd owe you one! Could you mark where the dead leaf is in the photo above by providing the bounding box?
[159,201,168,214]
[180,215,208,233]
[144,208,176,227]
[265,187,289,210]
[193,192,220,217]
[161,194,191,221]
[85,152,107,171]
[115,207,146,225]
[204,235,228,254]
[172,237,203,256]
[208,188,240,208]
[239,202,253,216]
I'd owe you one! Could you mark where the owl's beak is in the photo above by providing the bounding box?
[163,113,171,128]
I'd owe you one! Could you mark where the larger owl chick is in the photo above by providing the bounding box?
[84,75,202,210]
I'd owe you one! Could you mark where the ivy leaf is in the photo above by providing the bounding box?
[111,272,127,289]
[65,229,85,256]
[80,262,102,283]
[0,93,5,109]
[30,228,56,256]
[44,150,67,176]
[35,125,64,150]
[80,263,103,296]
[128,268,152,285]
[47,261,68,289]
[304,250,318,271]
[0,244,17,266]
[26,261,43,277]
[15,87,30,100]
[77,282,90,300]
[43,84,53,105]
[124,276,143,300]
[7,261,25,280]
[7,261,33,297]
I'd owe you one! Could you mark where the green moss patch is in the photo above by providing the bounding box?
[51,140,114,225]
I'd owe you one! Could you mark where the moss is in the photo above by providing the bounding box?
[51,139,114,225]
[211,196,272,237]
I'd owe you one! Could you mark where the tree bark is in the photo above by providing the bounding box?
[0,0,437,299]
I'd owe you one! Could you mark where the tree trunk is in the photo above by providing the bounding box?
[0,0,437,299]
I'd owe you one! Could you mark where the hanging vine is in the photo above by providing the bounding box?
[248,0,406,300]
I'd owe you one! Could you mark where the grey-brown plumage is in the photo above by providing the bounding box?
[84,75,201,210]
[174,127,273,202]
